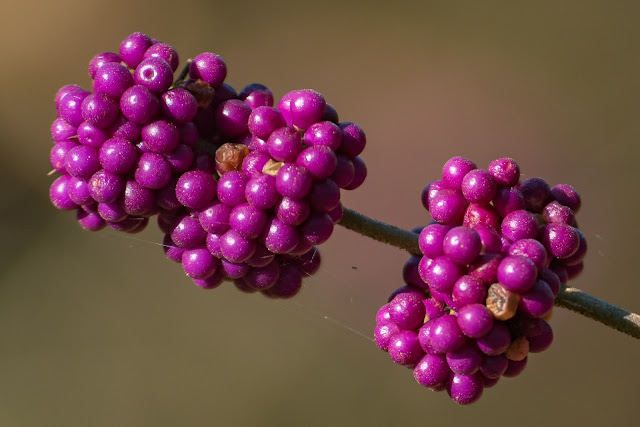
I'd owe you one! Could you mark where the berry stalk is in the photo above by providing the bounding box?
[339,206,640,339]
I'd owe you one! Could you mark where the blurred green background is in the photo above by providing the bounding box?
[1,0,639,425]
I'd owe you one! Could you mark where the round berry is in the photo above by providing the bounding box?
[217,171,249,207]
[305,121,342,151]
[134,152,171,189]
[182,248,219,280]
[429,189,468,225]
[413,354,450,388]
[551,184,581,213]
[487,157,520,187]
[461,169,496,204]
[520,177,551,213]
[501,209,539,242]
[143,42,179,72]
[457,304,494,338]
[248,106,285,140]
[119,32,153,69]
[50,175,78,210]
[388,330,424,367]
[134,57,173,94]
[92,62,134,99]
[189,52,227,88]
[538,223,580,259]
[442,226,482,265]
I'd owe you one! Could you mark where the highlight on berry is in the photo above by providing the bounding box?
[374,156,585,405]
[49,31,367,298]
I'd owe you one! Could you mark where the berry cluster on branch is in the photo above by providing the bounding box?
[49,31,366,297]
[47,31,639,407]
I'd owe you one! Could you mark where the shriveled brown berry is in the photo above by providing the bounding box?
[262,159,284,176]
[215,143,249,175]
[182,78,215,108]
[505,336,529,361]
[486,283,520,321]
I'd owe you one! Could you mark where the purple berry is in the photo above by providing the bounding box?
[161,88,197,123]
[276,197,310,226]
[388,330,424,367]
[221,260,250,279]
[78,121,110,148]
[388,293,426,331]
[493,187,525,217]
[414,354,450,388]
[143,42,179,72]
[452,275,486,306]
[229,203,267,239]
[58,89,90,127]
[538,223,580,259]
[189,52,227,88]
[497,255,538,293]
[446,341,483,375]
[215,99,251,137]
[429,314,467,353]
[461,169,497,204]
[87,169,124,204]
[457,304,494,338]
[479,354,508,379]
[476,322,511,356]
[463,203,500,230]
[442,157,476,190]
[120,85,160,124]
[51,118,77,142]
[182,248,219,280]
[134,57,173,94]
[88,52,121,78]
[278,89,326,131]
[50,140,78,173]
[331,155,355,188]
[141,120,179,153]
[296,146,337,179]
[418,223,450,258]
[542,200,575,225]
[337,122,366,158]
[424,256,462,294]
[305,121,342,151]
[508,239,549,270]
[520,177,551,213]
[50,175,78,210]
[98,137,137,174]
[122,180,155,216]
[375,322,401,351]
[175,170,217,210]
[503,357,528,378]
[239,83,274,109]
[551,184,581,213]
[245,174,279,210]
[248,106,286,140]
[134,152,171,189]
[447,372,484,405]
[442,226,482,265]
[171,215,207,249]
[528,320,553,353]
[198,200,231,234]
[92,62,134,99]
[501,209,539,242]
[77,210,106,232]
[487,157,520,187]
[243,262,280,290]
[276,164,312,199]
[65,145,100,179]
[300,213,334,245]
[262,262,303,299]
[342,156,367,190]
[429,189,467,225]
[81,93,119,129]
[97,202,127,222]
[217,171,248,207]
[263,218,299,254]
[518,279,555,318]
[119,32,153,69]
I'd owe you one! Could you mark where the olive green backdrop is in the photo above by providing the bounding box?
[1,1,639,425]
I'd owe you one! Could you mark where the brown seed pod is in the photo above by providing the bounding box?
[486,283,520,321]
[262,159,284,176]
[182,78,215,109]
[505,336,530,361]
[215,143,249,175]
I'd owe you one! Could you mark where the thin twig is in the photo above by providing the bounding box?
[338,207,640,339]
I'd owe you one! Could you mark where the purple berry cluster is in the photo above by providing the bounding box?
[375,157,586,404]
[49,32,367,298]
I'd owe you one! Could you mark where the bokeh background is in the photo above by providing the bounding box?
[1,0,639,425]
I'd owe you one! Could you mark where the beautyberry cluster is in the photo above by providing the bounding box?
[375,157,586,404]
[49,32,367,298]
